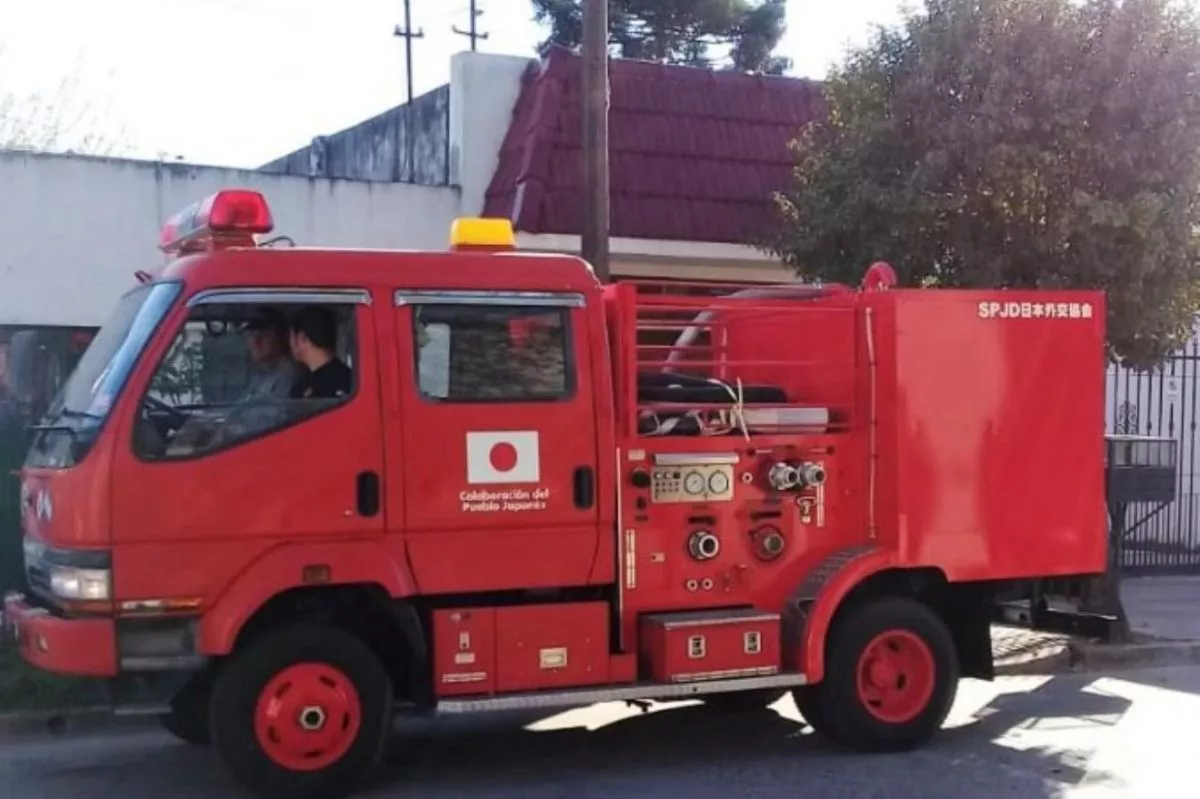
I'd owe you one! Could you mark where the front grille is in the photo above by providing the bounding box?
[24,555,53,606]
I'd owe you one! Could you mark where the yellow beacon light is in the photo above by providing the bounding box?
[449,217,516,251]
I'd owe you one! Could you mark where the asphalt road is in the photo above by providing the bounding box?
[3,666,1198,799]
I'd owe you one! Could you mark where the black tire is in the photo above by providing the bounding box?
[807,597,959,752]
[209,623,393,799]
[159,669,215,746]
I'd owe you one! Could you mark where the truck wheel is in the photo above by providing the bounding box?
[809,597,959,752]
[209,623,393,799]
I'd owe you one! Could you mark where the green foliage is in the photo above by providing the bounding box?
[765,0,1200,367]
[531,0,791,74]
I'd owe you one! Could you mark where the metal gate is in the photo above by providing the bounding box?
[1108,337,1200,574]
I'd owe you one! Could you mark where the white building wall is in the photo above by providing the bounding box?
[449,51,532,216]
[0,150,461,327]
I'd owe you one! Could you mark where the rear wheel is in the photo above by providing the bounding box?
[806,597,958,752]
[209,623,393,799]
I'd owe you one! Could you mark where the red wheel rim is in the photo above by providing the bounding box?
[254,662,362,772]
[854,629,936,724]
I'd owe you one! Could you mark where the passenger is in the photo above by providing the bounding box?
[288,306,353,400]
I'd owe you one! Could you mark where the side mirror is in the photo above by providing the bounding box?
[5,330,40,401]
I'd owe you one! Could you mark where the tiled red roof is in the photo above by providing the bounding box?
[483,46,824,245]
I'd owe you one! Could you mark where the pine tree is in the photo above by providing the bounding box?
[531,0,791,74]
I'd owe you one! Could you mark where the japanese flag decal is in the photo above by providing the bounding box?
[466,431,541,484]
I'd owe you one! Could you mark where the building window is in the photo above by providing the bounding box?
[134,301,358,460]
[413,304,573,402]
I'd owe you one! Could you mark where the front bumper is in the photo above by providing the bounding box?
[1,592,117,677]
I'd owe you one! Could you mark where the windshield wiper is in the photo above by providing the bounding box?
[29,407,102,435]
[53,408,104,421]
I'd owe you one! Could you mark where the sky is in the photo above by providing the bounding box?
[0,0,907,169]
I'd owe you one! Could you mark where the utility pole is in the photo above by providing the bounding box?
[451,1,489,51]
[393,0,424,183]
[581,0,611,281]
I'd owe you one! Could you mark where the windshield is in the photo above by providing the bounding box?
[26,281,183,468]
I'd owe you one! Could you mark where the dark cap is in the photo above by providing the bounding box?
[244,307,288,333]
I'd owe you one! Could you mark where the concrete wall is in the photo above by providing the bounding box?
[0,150,460,327]
[257,51,531,218]
[260,85,451,185]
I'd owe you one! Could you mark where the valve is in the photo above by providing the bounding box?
[797,462,826,486]
[751,526,786,561]
[768,462,801,491]
[768,461,826,490]
[687,530,721,561]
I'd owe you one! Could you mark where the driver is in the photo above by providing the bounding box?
[168,308,300,452]
[240,309,303,402]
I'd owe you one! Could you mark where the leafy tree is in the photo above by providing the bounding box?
[531,0,792,74]
[765,0,1200,369]
[767,0,1200,641]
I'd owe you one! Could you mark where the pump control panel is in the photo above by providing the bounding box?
[650,463,735,503]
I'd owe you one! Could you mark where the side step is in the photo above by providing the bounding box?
[432,672,809,715]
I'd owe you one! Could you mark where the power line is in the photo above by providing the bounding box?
[393,0,424,107]
[451,1,488,52]
[393,0,425,183]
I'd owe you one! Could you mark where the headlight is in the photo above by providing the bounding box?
[49,566,111,601]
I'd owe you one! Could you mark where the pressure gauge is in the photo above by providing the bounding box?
[683,471,706,495]
[707,470,731,495]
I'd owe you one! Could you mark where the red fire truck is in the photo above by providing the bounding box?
[4,189,1109,799]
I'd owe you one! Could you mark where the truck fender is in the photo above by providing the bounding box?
[788,545,896,683]
[197,540,417,656]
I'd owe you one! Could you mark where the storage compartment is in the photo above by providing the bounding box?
[432,607,496,697]
[639,608,781,683]
[882,289,1108,580]
[495,602,611,692]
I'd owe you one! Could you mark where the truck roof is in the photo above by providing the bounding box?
[158,247,603,296]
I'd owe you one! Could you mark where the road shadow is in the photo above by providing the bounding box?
[353,674,1135,799]
[7,675,1139,799]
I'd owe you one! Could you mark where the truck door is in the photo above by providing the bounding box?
[109,288,386,599]
[395,289,601,594]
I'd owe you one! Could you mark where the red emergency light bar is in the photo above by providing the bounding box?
[159,189,274,255]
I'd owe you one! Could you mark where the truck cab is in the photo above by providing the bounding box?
[4,189,1111,799]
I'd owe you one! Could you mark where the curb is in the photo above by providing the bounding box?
[0,707,160,740]
[993,637,1200,676]
[1069,638,1200,671]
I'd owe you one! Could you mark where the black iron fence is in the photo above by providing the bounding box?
[1108,338,1200,574]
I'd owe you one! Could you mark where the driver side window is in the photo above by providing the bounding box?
[134,299,358,461]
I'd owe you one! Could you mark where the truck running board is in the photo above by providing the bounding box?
[430,672,809,715]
